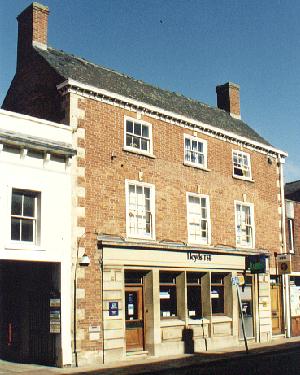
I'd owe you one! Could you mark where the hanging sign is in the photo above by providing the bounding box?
[277,254,292,275]
[246,254,266,274]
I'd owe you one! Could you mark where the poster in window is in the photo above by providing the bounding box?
[290,285,300,317]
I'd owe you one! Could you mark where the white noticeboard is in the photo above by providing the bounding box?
[290,285,300,317]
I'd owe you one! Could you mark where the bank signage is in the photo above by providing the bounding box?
[277,254,292,275]
[246,254,266,274]
[187,251,212,262]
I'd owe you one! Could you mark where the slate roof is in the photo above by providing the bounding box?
[35,46,271,146]
[285,180,300,201]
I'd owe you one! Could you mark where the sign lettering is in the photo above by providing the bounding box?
[187,252,212,262]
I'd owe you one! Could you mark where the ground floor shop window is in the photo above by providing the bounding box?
[160,272,178,318]
[211,273,227,314]
[187,272,204,319]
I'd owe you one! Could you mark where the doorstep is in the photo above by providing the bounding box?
[126,350,149,360]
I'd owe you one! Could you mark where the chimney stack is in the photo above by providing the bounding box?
[16,2,49,72]
[216,82,241,119]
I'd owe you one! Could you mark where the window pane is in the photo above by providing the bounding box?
[126,120,133,133]
[185,138,190,150]
[21,219,34,242]
[160,286,177,317]
[23,195,35,217]
[192,140,197,151]
[11,192,22,215]
[132,136,140,149]
[211,285,224,314]
[126,134,133,147]
[142,125,149,138]
[144,187,150,199]
[141,138,148,151]
[11,218,20,240]
[134,122,141,136]
[198,142,203,153]
[187,285,202,319]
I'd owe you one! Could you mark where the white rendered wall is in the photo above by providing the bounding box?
[0,110,73,366]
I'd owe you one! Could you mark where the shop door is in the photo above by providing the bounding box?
[270,284,284,335]
[125,286,144,352]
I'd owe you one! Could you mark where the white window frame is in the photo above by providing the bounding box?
[124,116,153,156]
[232,150,252,180]
[10,189,40,245]
[187,193,211,245]
[184,134,208,169]
[235,201,255,249]
[125,180,155,240]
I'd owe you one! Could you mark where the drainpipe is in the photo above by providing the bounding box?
[278,155,290,338]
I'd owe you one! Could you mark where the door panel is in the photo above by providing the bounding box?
[270,285,283,334]
[125,287,144,352]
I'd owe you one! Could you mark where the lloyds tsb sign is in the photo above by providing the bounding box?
[187,251,212,262]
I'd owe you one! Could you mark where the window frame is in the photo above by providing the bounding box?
[10,189,40,245]
[186,192,211,245]
[232,150,252,180]
[124,116,153,156]
[234,201,255,249]
[184,134,208,169]
[159,272,178,319]
[187,272,204,320]
[211,273,226,315]
[125,180,155,240]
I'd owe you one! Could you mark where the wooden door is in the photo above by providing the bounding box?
[270,285,284,335]
[125,286,144,352]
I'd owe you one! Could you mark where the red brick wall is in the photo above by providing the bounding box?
[78,97,280,252]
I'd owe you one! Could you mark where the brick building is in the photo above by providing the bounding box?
[2,3,288,367]
[285,181,300,337]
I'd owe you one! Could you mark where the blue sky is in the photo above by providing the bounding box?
[0,0,299,182]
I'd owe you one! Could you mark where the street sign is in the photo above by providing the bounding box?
[246,254,266,274]
[277,254,292,275]
[231,275,245,286]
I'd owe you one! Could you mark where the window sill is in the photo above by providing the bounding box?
[126,235,156,242]
[232,175,254,183]
[123,147,156,159]
[187,240,211,247]
[160,319,185,327]
[183,162,211,172]
[188,317,210,325]
[5,242,43,251]
[211,315,232,323]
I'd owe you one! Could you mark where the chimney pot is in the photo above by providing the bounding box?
[216,82,241,119]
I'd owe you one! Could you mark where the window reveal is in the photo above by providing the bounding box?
[184,135,207,168]
[125,119,151,153]
[236,203,254,248]
[233,151,251,179]
[187,272,204,319]
[11,189,38,243]
[127,182,154,239]
[211,273,226,315]
[187,194,210,244]
[159,272,178,318]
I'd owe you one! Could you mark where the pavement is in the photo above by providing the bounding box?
[1,336,300,375]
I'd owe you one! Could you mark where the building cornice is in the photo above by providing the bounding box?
[97,235,269,257]
[57,78,287,158]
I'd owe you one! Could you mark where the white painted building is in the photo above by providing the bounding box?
[0,109,75,366]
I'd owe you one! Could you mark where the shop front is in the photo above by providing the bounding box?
[100,240,268,363]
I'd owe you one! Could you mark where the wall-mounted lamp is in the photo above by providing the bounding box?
[79,254,90,267]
